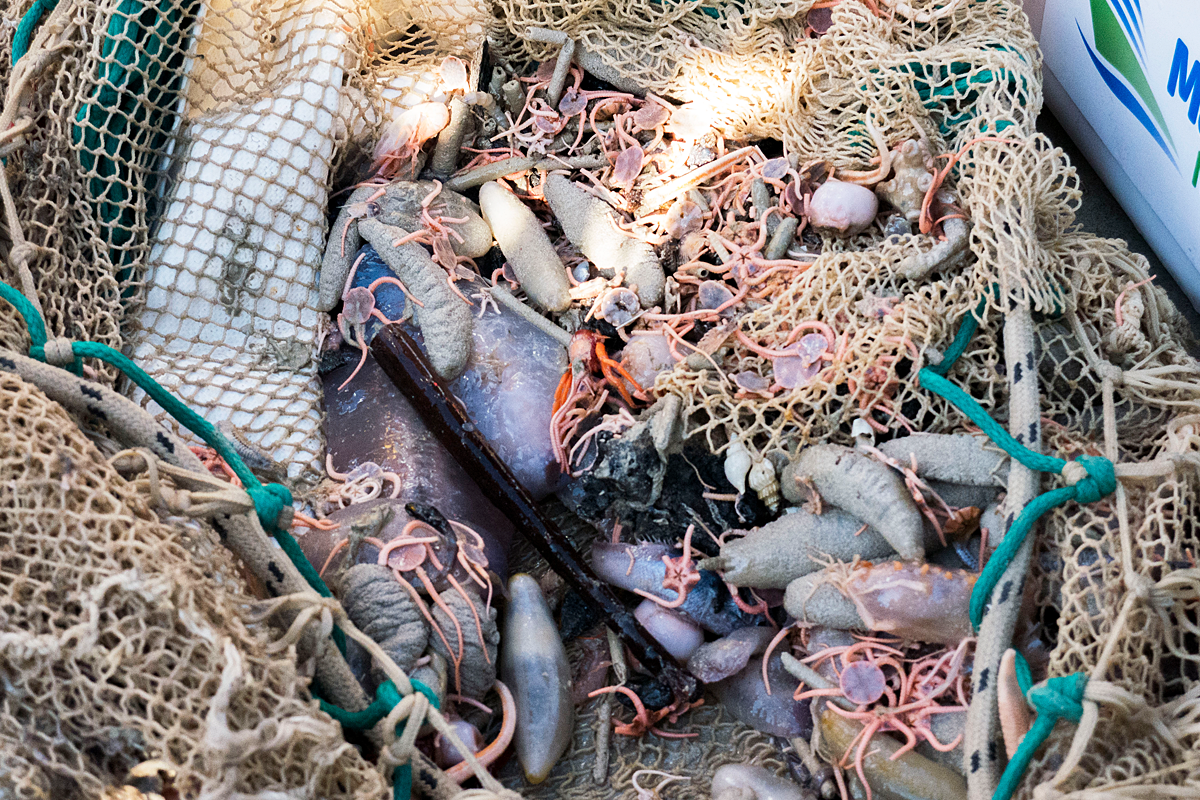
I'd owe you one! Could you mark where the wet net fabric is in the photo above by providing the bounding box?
[0,0,158,376]
[0,371,383,798]
[0,0,1198,797]
[504,696,793,800]
[1015,426,1200,799]
[0,0,487,486]
[125,0,487,485]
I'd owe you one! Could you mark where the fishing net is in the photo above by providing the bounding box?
[491,1,1039,161]
[502,0,1045,460]
[1014,421,1200,799]
[0,0,488,485]
[506,696,794,800]
[487,2,1200,797]
[0,369,384,798]
[1,0,1200,798]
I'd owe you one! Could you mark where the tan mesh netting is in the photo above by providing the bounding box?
[0,0,488,485]
[1013,419,1200,799]
[0,370,383,798]
[507,698,794,800]
[125,0,489,484]
[1,0,1199,798]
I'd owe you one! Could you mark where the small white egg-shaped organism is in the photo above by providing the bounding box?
[809,178,879,236]
[711,764,810,800]
[724,439,753,494]
[634,598,704,661]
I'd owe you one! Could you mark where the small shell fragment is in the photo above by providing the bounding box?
[748,458,779,513]
[594,287,640,327]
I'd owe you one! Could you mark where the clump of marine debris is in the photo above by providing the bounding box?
[185,32,1054,800]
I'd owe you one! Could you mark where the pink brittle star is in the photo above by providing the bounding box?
[316,513,496,697]
[587,684,704,738]
[339,187,386,257]
[634,524,701,608]
[734,325,835,393]
[336,257,423,390]
[322,454,403,511]
[410,179,480,304]
[796,637,973,800]
[858,444,957,546]
[190,446,333,531]
[376,519,492,694]
[448,519,496,614]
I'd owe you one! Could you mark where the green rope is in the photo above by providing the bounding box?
[72,0,199,279]
[321,679,440,800]
[919,299,1109,799]
[1013,650,1034,696]
[0,282,47,347]
[993,671,1088,800]
[11,0,59,65]
[926,294,988,379]
[919,297,1117,630]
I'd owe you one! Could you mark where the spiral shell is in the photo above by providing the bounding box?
[748,457,779,513]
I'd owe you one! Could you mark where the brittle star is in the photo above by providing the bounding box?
[634,524,701,608]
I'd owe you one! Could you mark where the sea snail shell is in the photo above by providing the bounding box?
[724,439,753,494]
[748,457,779,513]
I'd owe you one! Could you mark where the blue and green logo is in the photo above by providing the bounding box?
[1079,0,1179,169]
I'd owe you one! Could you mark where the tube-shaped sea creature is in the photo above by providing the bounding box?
[501,574,574,784]
[784,560,975,645]
[544,174,665,307]
[699,508,925,590]
[782,445,925,560]
[478,181,572,313]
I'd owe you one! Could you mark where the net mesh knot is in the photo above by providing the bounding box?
[1125,573,1157,604]
[7,241,37,270]
[1093,361,1124,385]
[1029,673,1088,724]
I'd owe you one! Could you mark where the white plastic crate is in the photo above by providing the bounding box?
[1025,0,1200,310]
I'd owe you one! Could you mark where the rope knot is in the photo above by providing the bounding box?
[1060,460,1087,486]
[1028,673,1088,724]
[247,482,294,532]
[1126,572,1158,604]
[42,337,75,366]
[1063,455,1116,504]
[8,242,38,270]
[1092,361,1124,385]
